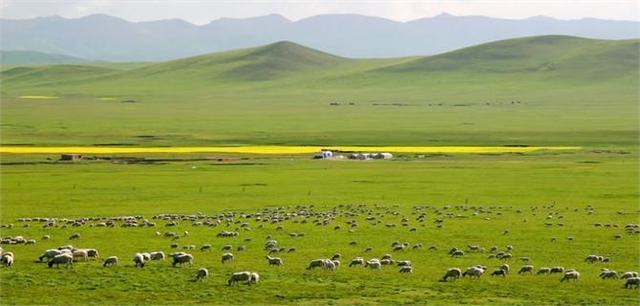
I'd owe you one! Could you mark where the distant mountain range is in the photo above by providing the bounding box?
[1,13,638,62]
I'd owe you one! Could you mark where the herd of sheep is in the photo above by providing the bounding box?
[1,203,639,291]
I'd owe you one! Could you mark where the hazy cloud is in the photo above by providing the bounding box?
[1,0,638,24]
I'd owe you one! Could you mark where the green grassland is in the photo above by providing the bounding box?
[1,36,637,147]
[0,35,639,305]
[0,150,638,304]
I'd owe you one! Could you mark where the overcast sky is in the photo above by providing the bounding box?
[1,0,638,24]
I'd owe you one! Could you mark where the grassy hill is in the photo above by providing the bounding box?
[0,36,637,147]
[0,50,93,66]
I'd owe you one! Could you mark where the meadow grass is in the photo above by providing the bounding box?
[0,150,638,305]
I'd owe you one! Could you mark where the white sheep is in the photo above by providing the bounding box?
[150,251,165,261]
[48,253,73,268]
[195,267,209,281]
[323,259,337,271]
[86,249,99,260]
[72,249,89,262]
[462,266,485,279]
[365,259,382,270]
[550,266,565,274]
[560,271,580,282]
[0,253,13,268]
[491,269,506,277]
[172,253,193,267]
[349,257,365,267]
[621,271,639,279]
[440,268,461,282]
[537,267,551,275]
[399,266,413,273]
[265,256,283,266]
[397,260,412,267]
[103,256,118,267]
[221,253,234,263]
[39,249,63,262]
[307,259,326,270]
[228,271,252,286]
[133,253,145,268]
[141,253,151,261]
[249,272,260,284]
[499,263,510,274]
[518,265,534,275]
[600,270,618,279]
[624,277,640,289]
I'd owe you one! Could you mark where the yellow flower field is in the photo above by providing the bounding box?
[0,146,580,154]
[17,96,59,99]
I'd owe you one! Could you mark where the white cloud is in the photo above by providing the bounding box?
[1,0,638,24]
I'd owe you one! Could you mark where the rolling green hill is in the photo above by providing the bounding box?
[378,36,639,81]
[0,36,637,147]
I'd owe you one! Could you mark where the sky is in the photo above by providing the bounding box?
[1,0,638,24]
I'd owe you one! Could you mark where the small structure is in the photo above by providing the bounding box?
[60,154,82,161]
[313,150,333,159]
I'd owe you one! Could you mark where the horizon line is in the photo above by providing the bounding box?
[2,12,639,26]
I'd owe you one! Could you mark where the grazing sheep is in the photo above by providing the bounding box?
[397,260,412,267]
[600,270,618,280]
[200,244,212,252]
[103,256,118,267]
[381,254,393,260]
[0,253,13,268]
[69,233,80,240]
[133,253,145,268]
[560,271,580,282]
[499,263,510,274]
[450,250,464,257]
[584,255,599,263]
[463,266,485,279]
[365,259,382,270]
[249,272,260,284]
[227,271,252,286]
[380,258,394,265]
[440,268,462,282]
[141,253,151,261]
[307,259,326,270]
[72,249,89,262]
[624,277,640,289]
[39,249,63,262]
[48,254,73,268]
[621,272,639,279]
[221,253,234,263]
[323,259,337,271]
[222,245,233,251]
[265,256,283,266]
[518,265,534,275]
[332,260,341,268]
[331,253,342,261]
[195,268,209,281]
[537,267,551,275]
[86,249,99,260]
[150,251,165,261]
[550,266,565,274]
[491,269,506,277]
[399,266,413,273]
[349,257,365,267]
[172,253,194,267]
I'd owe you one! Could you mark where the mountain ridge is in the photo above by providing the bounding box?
[2,13,638,61]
